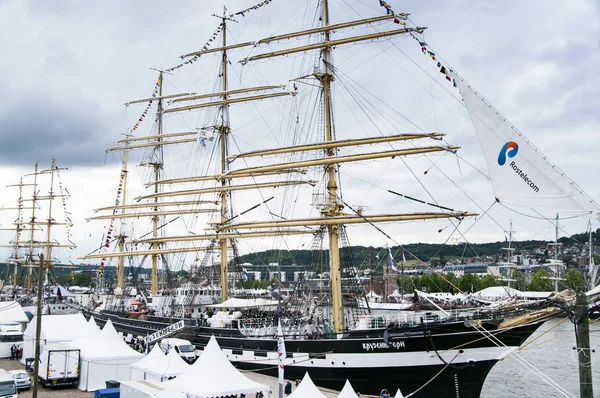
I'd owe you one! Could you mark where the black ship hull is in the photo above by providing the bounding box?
[86,309,543,397]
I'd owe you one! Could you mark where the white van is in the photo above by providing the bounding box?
[159,338,196,363]
[0,371,17,398]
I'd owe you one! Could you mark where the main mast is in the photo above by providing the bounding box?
[151,71,164,296]
[319,0,344,333]
[217,8,234,303]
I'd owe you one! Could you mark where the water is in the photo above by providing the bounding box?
[482,317,600,397]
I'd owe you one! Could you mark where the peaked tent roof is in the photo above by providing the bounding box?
[25,313,98,341]
[71,335,143,360]
[473,286,520,299]
[87,316,100,330]
[100,319,120,339]
[394,388,404,398]
[365,291,382,298]
[165,335,268,397]
[131,348,190,379]
[0,302,28,323]
[337,380,359,398]
[288,372,327,398]
[144,344,166,361]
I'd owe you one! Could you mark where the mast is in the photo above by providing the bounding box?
[150,71,164,296]
[117,148,129,291]
[589,221,597,290]
[499,221,516,288]
[320,0,343,333]
[44,158,57,284]
[27,163,39,291]
[553,213,560,292]
[217,7,234,303]
[8,178,26,289]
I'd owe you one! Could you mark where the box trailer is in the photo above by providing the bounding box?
[38,343,81,387]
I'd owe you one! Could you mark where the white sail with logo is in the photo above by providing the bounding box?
[453,75,599,218]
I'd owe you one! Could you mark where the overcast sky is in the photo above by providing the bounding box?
[0,0,598,266]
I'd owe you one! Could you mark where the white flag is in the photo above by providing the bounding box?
[388,246,399,272]
[277,319,286,384]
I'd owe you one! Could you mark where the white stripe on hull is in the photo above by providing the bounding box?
[217,346,517,369]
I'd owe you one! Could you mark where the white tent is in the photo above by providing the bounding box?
[100,319,120,338]
[0,301,28,323]
[142,344,165,361]
[165,335,268,397]
[288,372,327,398]
[22,313,97,363]
[71,335,144,391]
[394,388,404,398]
[337,380,359,398]
[130,347,189,382]
[473,286,520,300]
[87,316,100,331]
[365,291,382,299]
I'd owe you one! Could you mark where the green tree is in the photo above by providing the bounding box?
[560,269,587,290]
[478,275,498,290]
[442,273,458,293]
[73,273,92,287]
[529,270,553,291]
[513,270,529,291]
[396,275,413,294]
[57,273,73,286]
[459,274,478,293]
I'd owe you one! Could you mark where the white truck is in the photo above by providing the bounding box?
[38,343,81,387]
[0,371,17,398]
[159,338,197,363]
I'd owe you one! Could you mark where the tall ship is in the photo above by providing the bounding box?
[1,159,77,311]
[80,1,600,397]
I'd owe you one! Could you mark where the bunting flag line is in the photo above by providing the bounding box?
[55,166,75,263]
[98,158,128,277]
[376,0,457,87]
[166,24,224,72]
[378,0,408,25]
[168,0,276,72]
[128,75,161,133]
[229,0,273,18]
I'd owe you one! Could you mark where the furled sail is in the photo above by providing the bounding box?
[453,75,600,218]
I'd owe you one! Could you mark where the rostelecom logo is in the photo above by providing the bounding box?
[497,140,539,193]
[497,141,519,166]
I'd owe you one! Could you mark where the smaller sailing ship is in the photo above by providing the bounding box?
[1,159,77,314]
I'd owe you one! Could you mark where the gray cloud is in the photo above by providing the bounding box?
[0,101,109,167]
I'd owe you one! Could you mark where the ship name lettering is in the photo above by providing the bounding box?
[362,341,405,351]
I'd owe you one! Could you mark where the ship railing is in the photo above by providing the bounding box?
[358,308,487,329]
